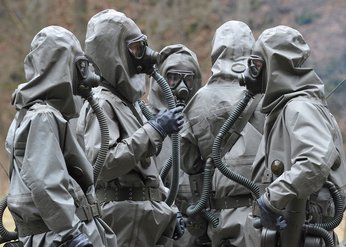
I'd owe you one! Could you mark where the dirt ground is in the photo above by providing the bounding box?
[1,210,346,246]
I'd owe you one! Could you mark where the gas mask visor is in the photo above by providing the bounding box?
[238,55,265,95]
[166,70,195,105]
[128,40,146,60]
[73,55,102,97]
[248,55,264,78]
[128,36,159,75]
[166,70,195,90]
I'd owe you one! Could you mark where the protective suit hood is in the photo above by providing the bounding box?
[148,44,202,111]
[12,26,82,119]
[85,9,146,103]
[208,20,255,85]
[254,25,325,114]
[181,20,259,162]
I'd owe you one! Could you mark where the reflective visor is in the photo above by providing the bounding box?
[166,70,194,89]
[248,55,264,78]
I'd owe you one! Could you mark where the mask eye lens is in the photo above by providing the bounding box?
[166,71,195,89]
[166,72,182,88]
[183,74,194,89]
[248,55,264,78]
[128,41,145,59]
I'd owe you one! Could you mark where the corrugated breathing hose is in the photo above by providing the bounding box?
[301,181,344,247]
[185,158,214,217]
[151,70,180,207]
[83,92,109,182]
[138,100,163,156]
[0,196,17,243]
[186,90,256,228]
[211,90,260,199]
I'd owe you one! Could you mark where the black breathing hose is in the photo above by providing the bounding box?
[303,224,334,247]
[315,181,344,231]
[138,100,163,156]
[0,196,17,243]
[202,210,219,228]
[83,92,109,183]
[138,99,170,182]
[185,158,214,217]
[159,102,186,183]
[138,100,154,120]
[151,70,180,206]
[197,85,341,245]
[186,90,257,228]
[159,157,172,183]
[0,71,107,244]
[211,90,260,199]
[191,88,341,247]
[300,181,344,247]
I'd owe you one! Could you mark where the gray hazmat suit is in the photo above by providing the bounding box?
[147,44,202,246]
[76,9,177,247]
[5,26,117,247]
[246,25,346,246]
[180,21,265,247]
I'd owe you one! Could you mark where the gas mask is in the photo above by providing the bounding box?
[238,55,265,95]
[166,70,194,106]
[128,40,159,75]
[73,55,102,97]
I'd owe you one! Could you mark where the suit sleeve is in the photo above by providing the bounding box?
[78,97,162,180]
[180,121,204,175]
[267,101,338,210]
[20,112,78,233]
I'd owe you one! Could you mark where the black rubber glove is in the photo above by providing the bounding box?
[257,194,287,231]
[68,233,93,247]
[173,212,186,240]
[148,106,184,139]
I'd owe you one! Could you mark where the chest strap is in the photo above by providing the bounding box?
[75,202,101,222]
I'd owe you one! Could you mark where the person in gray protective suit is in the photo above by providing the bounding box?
[179,21,265,247]
[76,9,184,247]
[5,26,117,247]
[146,44,202,246]
[244,25,346,247]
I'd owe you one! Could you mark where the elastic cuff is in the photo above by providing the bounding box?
[143,123,164,144]
[147,122,167,139]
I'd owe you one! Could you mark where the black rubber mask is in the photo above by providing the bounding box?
[73,55,101,97]
[238,55,265,95]
[166,70,194,106]
[128,40,159,75]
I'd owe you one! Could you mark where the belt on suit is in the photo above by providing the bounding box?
[96,186,162,203]
[14,202,101,237]
[209,194,253,210]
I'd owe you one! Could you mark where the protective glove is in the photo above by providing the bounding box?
[68,233,93,247]
[257,193,287,231]
[173,212,186,240]
[148,106,184,139]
